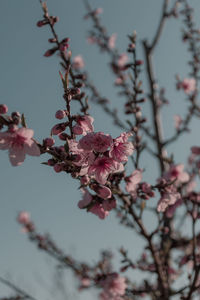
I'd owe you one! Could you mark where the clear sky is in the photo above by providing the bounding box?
[1,0,200,299]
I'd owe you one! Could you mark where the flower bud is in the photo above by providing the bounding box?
[0,104,8,114]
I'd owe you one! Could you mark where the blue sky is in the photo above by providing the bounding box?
[1,0,200,299]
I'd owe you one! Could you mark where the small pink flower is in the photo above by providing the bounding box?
[89,203,109,219]
[72,55,85,70]
[88,157,117,184]
[108,33,117,49]
[100,273,127,298]
[157,185,181,213]
[73,115,94,136]
[0,104,8,114]
[109,132,134,162]
[78,132,112,152]
[17,211,30,225]
[180,78,196,94]
[125,169,142,198]
[0,127,40,166]
[78,189,93,209]
[164,164,189,185]
[117,53,128,68]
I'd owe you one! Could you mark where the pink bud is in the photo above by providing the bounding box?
[44,47,57,57]
[51,123,66,135]
[55,110,66,119]
[0,104,8,114]
[136,60,144,66]
[48,159,56,166]
[37,20,47,27]
[53,163,63,173]
[17,211,30,225]
[44,137,55,147]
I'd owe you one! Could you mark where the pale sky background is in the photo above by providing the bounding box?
[1,0,200,299]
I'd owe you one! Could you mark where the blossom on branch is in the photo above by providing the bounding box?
[0,127,40,166]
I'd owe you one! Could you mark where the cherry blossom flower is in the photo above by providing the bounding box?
[0,127,40,166]
[117,53,128,68]
[68,139,95,175]
[109,132,134,162]
[157,185,181,213]
[88,157,117,184]
[99,273,127,299]
[78,132,112,152]
[164,164,189,186]
[72,55,85,70]
[125,169,142,198]
[17,211,30,225]
[179,78,196,94]
[73,115,94,136]
[89,202,109,219]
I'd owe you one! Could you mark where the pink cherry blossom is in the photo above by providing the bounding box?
[179,78,196,94]
[0,127,40,166]
[109,132,134,162]
[72,55,85,70]
[73,115,94,136]
[78,189,93,209]
[117,53,128,68]
[78,132,112,152]
[99,273,127,299]
[125,169,142,198]
[157,185,181,213]
[88,157,118,184]
[164,164,189,185]
[68,139,95,175]
[17,211,30,225]
[89,202,109,219]
[108,33,117,49]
